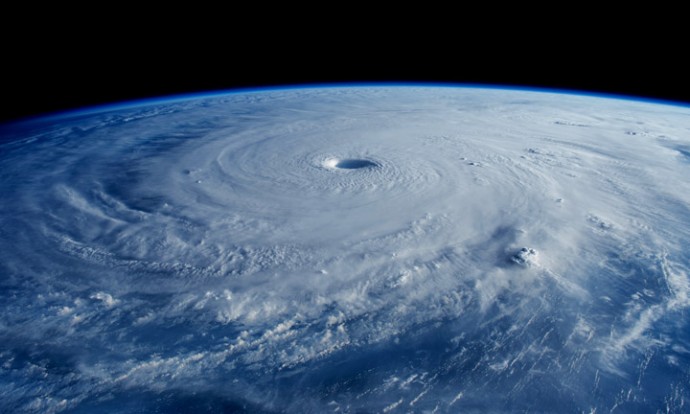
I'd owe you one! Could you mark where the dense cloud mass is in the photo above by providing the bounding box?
[1,87,689,413]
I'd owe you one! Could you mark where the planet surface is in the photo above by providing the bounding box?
[1,86,689,413]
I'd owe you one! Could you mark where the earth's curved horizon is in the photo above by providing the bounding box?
[1,85,689,413]
[9,83,690,127]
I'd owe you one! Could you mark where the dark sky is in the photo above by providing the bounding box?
[5,65,687,125]
[3,25,689,124]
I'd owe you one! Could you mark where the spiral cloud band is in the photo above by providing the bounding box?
[1,87,689,413]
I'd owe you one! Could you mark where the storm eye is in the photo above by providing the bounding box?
[324,158,378,170]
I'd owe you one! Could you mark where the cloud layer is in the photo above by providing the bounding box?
[1,87,689,413]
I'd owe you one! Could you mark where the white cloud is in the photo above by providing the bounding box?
[90,292,119,308]
[2,87,690,413]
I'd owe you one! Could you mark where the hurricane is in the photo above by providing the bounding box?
[1,86,689,413]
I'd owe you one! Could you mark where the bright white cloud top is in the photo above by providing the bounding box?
[1,86,689,413]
